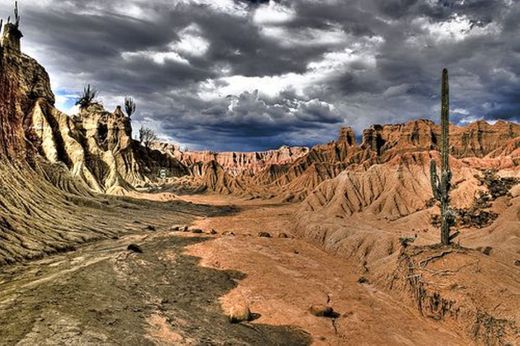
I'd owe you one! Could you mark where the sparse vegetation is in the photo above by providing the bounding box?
[477,169,520,199]
[75,84,98,109]
[430,69,458,245]
[139,126,158,148]
[124,96,136,118]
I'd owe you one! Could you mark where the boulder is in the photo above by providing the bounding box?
[228,304,251,323]
[309,305,337,318]
[127,244,143,253]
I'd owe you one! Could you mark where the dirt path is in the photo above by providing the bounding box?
[183,194,471,345]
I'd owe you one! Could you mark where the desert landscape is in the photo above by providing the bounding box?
[1,1,520,345]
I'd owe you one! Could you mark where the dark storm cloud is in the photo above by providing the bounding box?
[1,0,518,150]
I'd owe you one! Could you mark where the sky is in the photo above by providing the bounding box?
[1,0,519,151]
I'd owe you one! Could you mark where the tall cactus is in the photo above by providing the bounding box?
[430,68,458,245]
[14,1,20,28]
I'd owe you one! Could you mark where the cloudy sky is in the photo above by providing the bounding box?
[1,0,519,151]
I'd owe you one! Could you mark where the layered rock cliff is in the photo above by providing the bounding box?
[154,143,309,176]
[153,120,520,200]
[3,24,189,193]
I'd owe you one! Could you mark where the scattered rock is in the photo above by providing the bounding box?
[145,225,156,232]
[170,225,186,231]
[190,228,203,234]
[482,246,493,256]
[278,232,289,238]
[309,305,337,318]
[258,232,272,238]
[222,231,235,236]
[357,276,369,284]
[127,244,143,253]
[210,229,218,235]
[182,226,189,232]
[228,304,251,323]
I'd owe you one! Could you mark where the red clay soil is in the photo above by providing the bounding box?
[183,195,471,345]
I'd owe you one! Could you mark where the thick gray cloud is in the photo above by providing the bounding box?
[1,0,518,151]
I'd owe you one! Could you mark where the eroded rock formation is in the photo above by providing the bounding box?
[0,20,191,264]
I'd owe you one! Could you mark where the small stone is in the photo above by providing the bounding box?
[357,276,369,284]
[190,228,203,234]
[309,305,337,318]
[278,232,289,238]
[127,244,143,253]
[145,225,156,232]
[228,304,251,323]
[482,246,493,256]
[210,229,218,235]
[258,232,272,238]
[222,231,235,236]
[514,259,520,267]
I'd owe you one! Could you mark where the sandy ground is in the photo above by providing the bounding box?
[182,194,471,345]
